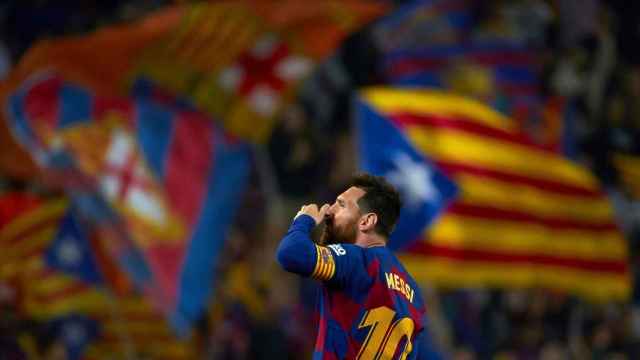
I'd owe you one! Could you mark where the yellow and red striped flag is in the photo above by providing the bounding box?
[0,198,70,299]
[358,88,630,302]
[0,198,123,317]
[83,295,195,360]
[0,199,195,358]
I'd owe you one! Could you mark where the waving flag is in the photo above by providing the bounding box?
[373,0,472,52]
[5,74,251,334]
[357,88,630,302]
[45,211,104,285]
[0,1,385,150]
[356,99,458,249]
[0,199,69,308]
[49,314,100,360]
[381,43,559,146]
[374,0,574,155]
[383,43,540,97]
[0,199,110,318]
[0,199,107,360]
[0,191,42,227]
[83,295,195,359]
[0,198,195,358]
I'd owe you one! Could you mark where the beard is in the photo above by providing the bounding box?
[319,216,357,245]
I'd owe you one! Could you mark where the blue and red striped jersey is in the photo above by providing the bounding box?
[277,215,426,360]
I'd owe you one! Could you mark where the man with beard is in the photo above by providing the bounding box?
[276,174,426,360]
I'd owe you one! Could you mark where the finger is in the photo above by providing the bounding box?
[319,204,330,217]
[295,205,309,218]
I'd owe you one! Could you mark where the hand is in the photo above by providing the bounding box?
[295,203,330,225]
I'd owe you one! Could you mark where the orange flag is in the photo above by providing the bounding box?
[0,1,387,178]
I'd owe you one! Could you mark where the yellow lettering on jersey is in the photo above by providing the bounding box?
[385,272,395,289]
[385,272,414,304]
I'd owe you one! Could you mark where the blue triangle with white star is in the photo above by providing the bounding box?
[356,100,459,250]
[50,314,100,360]
[45,210,103,284]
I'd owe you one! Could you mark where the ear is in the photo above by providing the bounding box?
[359,213,378,232]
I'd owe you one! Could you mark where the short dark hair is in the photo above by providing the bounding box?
[349,173,401,238]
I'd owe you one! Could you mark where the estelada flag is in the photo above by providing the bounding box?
[0,200,195,358]
[0,198,109,318]
[356,87,630,302]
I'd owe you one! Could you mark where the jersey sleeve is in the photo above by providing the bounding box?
[276,214,319,276]
[276,216,366,287]
[317,243,366,289]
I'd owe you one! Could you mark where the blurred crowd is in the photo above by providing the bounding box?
[2,0,640,359]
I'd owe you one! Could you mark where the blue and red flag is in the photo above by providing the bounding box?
[375,0,576,156]
[5,73,251,335]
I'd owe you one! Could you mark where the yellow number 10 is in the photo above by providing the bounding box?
[356,306,415,360]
